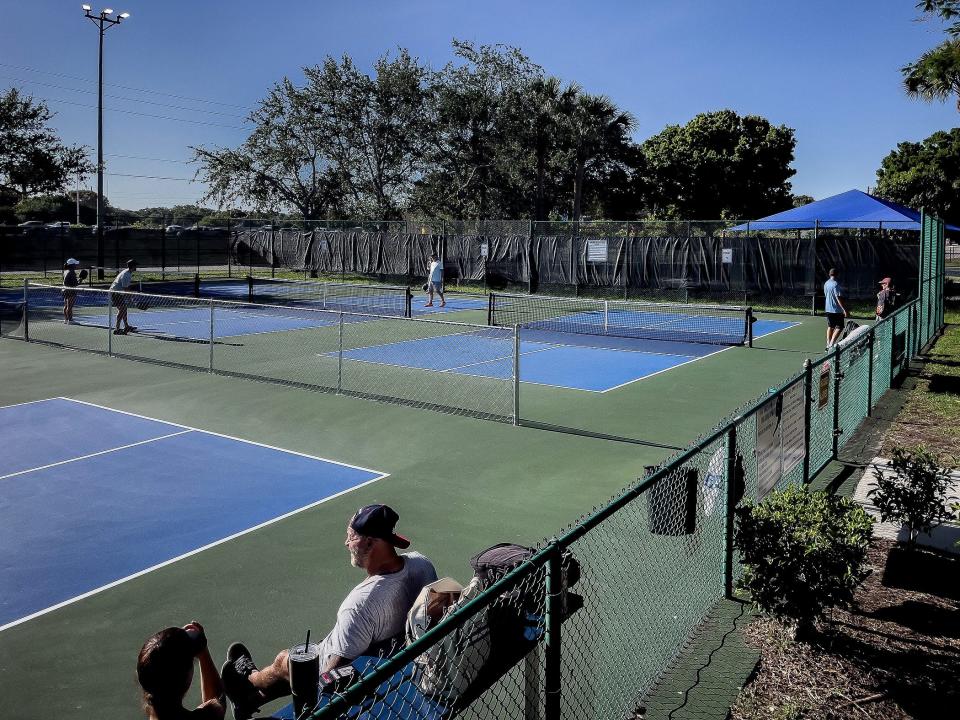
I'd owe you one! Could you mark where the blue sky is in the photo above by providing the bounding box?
[2,1,956,212]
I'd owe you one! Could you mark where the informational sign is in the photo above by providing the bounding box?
[586,239,608,262]
[755,382,806,498]
[818,360,831,409]
[479,241,488,258]
[721,248,733,264]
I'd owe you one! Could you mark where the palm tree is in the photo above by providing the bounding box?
[567,94,634,221]
[902,38,960,111]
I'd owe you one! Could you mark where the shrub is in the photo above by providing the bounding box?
[869,446,957,548]
[734,484,874,637]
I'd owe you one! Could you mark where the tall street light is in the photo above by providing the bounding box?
[82,5,130,279]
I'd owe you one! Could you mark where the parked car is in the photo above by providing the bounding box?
[46,221,71,229]
[165,224,184,234]
[17,220,44,228]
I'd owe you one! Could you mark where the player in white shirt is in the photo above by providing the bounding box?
[424,254,445,308]
[109,259,138,334]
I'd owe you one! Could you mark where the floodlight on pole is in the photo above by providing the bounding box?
[81,6,129,279]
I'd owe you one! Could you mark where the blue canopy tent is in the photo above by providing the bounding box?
[729,189,959,231]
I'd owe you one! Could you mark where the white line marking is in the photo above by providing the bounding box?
[0,430,193,481]
[0,397,63,411]
[0,471,388,633]
[55,397,387,476]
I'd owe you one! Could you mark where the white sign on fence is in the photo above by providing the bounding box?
[479,242,488,258]
[722,248,733,264]
[587,239,608,262]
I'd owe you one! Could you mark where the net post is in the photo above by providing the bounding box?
[544,542,563,718]
[193,273,200,298]
[723,423,739,598]
[802,359,812,483]
[405,286,412,318]
[513,324,520,426]
[746,306,754,347]
[247,274,254,303]
[208,299,215,372]
[487,293,494,326]
[22,279,29,342]
[604,300,609,334]
[337,313,344,394]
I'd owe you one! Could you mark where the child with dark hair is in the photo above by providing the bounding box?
[137,622,225,720]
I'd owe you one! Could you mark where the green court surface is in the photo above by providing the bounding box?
[0,308,826,719]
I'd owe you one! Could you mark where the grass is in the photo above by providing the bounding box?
[731,296,960,719]
[881,299,960,460]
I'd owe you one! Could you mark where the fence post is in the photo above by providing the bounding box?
[544,543,562,720]
[337,313,344,394]
[209,299,215,372]
[723,423,738,598]
[160,225,167,278]
[832,347,842,459]
[107,292,112,355]
[866,329,874,415]
[22,279,29,342]
[513,324,520,426]
[802,359,812,483]
[226,216,232,278]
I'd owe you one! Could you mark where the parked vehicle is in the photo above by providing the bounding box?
[17,220,44,228]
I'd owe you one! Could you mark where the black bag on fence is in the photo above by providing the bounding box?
[407,543,581,705]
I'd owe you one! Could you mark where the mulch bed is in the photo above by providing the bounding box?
[730,539,960,719]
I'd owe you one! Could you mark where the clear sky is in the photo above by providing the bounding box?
[2,0,957,212]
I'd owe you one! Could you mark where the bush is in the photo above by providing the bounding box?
[868,446,957,548]
[734,484,874,637]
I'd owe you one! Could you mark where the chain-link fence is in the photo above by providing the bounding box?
[2,218,925,313]
[288,217,946,720]
[0,217,947,719]
[9,283,517,423]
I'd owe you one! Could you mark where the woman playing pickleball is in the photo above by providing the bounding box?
[137,621,226,720]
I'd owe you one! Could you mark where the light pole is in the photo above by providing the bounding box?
[82,5,130,279]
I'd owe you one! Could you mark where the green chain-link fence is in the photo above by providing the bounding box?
[300,214,946,720]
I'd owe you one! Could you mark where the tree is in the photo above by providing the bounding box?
[792,194,815,207]
[637,110,796,220]
[0,88,92,201]
[14,192,98,225]
[875,127,960,222]
[193,77,344,220]
[902,1,960,110]
[412,41,545,219]
[303,51,428,219]
[563,93,635,221]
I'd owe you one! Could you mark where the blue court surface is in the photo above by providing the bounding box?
[338,319,797,393]
[0,398,387,630]
[70,304,337,340]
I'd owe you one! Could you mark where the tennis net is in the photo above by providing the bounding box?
[488,292,753,345]
[247,277,412,317]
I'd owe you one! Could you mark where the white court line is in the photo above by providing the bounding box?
[0,471,387,634]
[0,430,192,482]
[0,397,65,411]
[57,397,387,475]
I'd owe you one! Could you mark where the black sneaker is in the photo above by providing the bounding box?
[221,642,263,720]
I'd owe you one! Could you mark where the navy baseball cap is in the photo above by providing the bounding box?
[350,504,410,548]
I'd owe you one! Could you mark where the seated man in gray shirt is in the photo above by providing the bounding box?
[221,504,437,719]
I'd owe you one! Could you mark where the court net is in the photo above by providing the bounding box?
[488,292,752,345]
[195,276,413,318]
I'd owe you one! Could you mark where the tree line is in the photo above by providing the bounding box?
[4,4,960,227]
[192,41,800,223]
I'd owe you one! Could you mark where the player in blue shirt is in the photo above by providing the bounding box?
[824,268,848,348]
